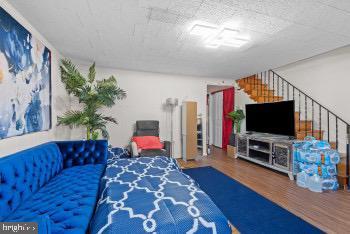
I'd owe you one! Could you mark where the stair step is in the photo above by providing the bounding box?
[296,130,324,140]
[295,120,313,131]
[250,89,275,97]
[238,76,260,82]
[256,96,283,103]
[237,76,259,85]
[240,79,264,85]
[242,83,269,93]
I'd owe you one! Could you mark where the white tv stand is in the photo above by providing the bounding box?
[235,133,296,180]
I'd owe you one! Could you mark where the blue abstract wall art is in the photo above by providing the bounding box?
[0,7,51,140]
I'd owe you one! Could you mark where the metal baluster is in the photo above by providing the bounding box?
[267,71,271,101]
[256,74,258,99]
[305,96,307,137]
[282,79,284,100]
[299,91,301,132]
[336,117,338,150]
[277,75,280,100]
[319,106,322,140]
[257,73,260,98]
[287,83,289,100]
[273,73,275,102]
[327,111,330,142]
[256,74,258,97]
[253,75,255,96]
[312,101,314,137]
[260,72,263,99]
[293,87,295,100]
[264,71,267,102]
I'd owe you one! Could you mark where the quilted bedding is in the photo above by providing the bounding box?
[90,154,231,234]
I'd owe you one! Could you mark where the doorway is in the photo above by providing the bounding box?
[207,85,235,153]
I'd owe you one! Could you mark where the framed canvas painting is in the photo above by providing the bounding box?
[0,7,51,140]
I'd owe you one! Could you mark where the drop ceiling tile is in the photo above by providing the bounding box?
[9,0,350,78]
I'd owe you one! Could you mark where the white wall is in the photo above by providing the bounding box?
[71,63,234,158]
[275,46,350,123]
[0,0,70,157]
[272,46,350,152]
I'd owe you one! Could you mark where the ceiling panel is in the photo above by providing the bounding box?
[9,0,350,78]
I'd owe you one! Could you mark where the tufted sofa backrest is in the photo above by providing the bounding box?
[0,143,63,221]
[56,140,108,168]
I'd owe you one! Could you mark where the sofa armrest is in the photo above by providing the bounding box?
[56,140,108,168]
[163,141,171,157]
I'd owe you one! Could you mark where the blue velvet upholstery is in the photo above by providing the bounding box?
[0,140,107,234]
[7,164,105,234]
[56,140,108,168]
[0,143,63,221]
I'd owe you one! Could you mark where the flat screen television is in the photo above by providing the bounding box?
[245,100,295,136]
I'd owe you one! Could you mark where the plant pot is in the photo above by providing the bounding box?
[229,131,236,146]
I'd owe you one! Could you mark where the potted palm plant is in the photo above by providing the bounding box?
[57,59,126,140]
[227,108,245,146]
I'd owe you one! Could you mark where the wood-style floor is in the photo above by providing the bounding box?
[177,147,350,234]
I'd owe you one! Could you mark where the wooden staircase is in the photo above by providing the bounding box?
[237,76,323,140]
[237,74,349,189]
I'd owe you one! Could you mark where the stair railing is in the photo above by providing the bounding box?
[241,70,350,188]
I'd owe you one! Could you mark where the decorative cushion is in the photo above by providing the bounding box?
[132,136,163,150]
[6,164,105,234]
[0,143,63,221]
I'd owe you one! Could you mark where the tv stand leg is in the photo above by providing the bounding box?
[288,172,294,181]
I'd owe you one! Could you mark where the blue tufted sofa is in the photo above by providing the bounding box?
[0,140,108,234]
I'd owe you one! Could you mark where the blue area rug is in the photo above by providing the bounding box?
[184,166,323,234]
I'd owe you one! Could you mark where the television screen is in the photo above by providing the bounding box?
[245,101,295,136]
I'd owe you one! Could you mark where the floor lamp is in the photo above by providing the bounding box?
[165,98,178,158]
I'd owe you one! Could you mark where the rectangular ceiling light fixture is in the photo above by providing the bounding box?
[222,37,250,48]
[189,23,218,37]
[189,21,250,48]
[216,28,239,41]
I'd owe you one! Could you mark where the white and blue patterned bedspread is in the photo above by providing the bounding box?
[90,154,231,234]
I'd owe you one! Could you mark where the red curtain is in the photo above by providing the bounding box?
[222,87,235,150]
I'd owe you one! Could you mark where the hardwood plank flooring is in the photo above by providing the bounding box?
[178,147,350,234]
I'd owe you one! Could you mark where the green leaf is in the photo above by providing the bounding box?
[102,116,118,124]
[60,59,86,96]
[88,62,96,83]
[95,76,126,107]
[57,110,86,128]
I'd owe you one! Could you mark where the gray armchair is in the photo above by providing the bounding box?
[131,120,171,157]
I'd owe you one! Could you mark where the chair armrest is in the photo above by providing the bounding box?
[163,141,171,157]
[131,141,139,157]
[56,140,108,168]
